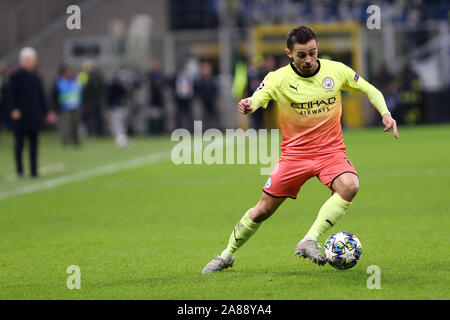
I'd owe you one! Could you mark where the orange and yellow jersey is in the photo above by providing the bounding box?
[249,58,390,157]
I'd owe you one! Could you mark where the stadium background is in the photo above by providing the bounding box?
[0,0,449,134]
[0,0,448,300]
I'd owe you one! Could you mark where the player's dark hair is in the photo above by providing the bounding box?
[286,26,318,50]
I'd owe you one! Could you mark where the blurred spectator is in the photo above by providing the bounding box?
[78,60,106,136]
[246,56,264,129]
[373,62,399,125]
[0,62,9,131]
[248,55,277,129]
[195,61,219,129]
[235,0,448,27]
[374,62,395,89]
[231,59,248,101]
[8,47,55,179]
[148,58,166,111]
[258,55,278,128]
[52,64,83,146]
[259,55,277,80]
[394,61,422,125]
[107,67,138,147]
[143,58,166,134]
[258,55,277,82]
[172,63,195,131]
[382,81,400,123]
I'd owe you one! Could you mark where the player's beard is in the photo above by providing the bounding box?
[294,60,317,75]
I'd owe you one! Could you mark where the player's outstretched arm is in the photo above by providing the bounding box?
[237,98,253,114]
[382,113,399,139]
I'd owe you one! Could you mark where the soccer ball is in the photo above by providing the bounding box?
[324,231,362,270]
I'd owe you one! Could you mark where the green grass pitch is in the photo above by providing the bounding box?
[0,125,449,299]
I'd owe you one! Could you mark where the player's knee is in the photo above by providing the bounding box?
[335,175,359,201]
[344,179,359,198]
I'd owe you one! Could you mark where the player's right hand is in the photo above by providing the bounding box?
[382,113,399,139]
[238,98,252,114]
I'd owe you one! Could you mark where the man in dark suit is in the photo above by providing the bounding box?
[8,47,55,179]
[0,62,9,131]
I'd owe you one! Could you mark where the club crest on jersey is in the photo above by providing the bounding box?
[322,77,334,89]
[265,177,272,189]
[354,73,360,82]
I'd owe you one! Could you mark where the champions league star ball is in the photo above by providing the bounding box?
[324,231,362,270]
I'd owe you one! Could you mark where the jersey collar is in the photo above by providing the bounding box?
[290,59,321,78]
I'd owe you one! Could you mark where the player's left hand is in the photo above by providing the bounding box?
[382,113,399,139]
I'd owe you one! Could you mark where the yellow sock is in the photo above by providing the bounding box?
[305,193,351,241]
[223,209,261,256]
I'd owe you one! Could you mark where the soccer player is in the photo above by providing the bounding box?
[202,26,398,273]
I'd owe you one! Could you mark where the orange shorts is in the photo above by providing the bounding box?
[263,152,358,199]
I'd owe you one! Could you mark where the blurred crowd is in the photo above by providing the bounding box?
[171,0,449,29]
[232,54,281,129]
[0,48,292,145]
[0,47,228,178]
[0,47,431,142]
[0,44,441,179]
[373,60,424,126]
[233,52,432,127]
[0,49,227,148]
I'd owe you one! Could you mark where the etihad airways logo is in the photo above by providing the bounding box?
[291,96,336,110]
[290,96,337,115]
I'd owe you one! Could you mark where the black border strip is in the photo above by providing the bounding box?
[0,300,437,317]
[262,189,296,200]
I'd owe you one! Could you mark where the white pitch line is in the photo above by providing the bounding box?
[0,151,170,202]
[0,132,270,201]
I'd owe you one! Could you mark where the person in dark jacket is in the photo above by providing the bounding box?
[172,63,194,132]
[78,59,105,136]
[0,62,10,131]
[195,61,219,129]
[107,68,137,147]
[8,47,55,178]
[144,58,166,134]
[148,58,165,111]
